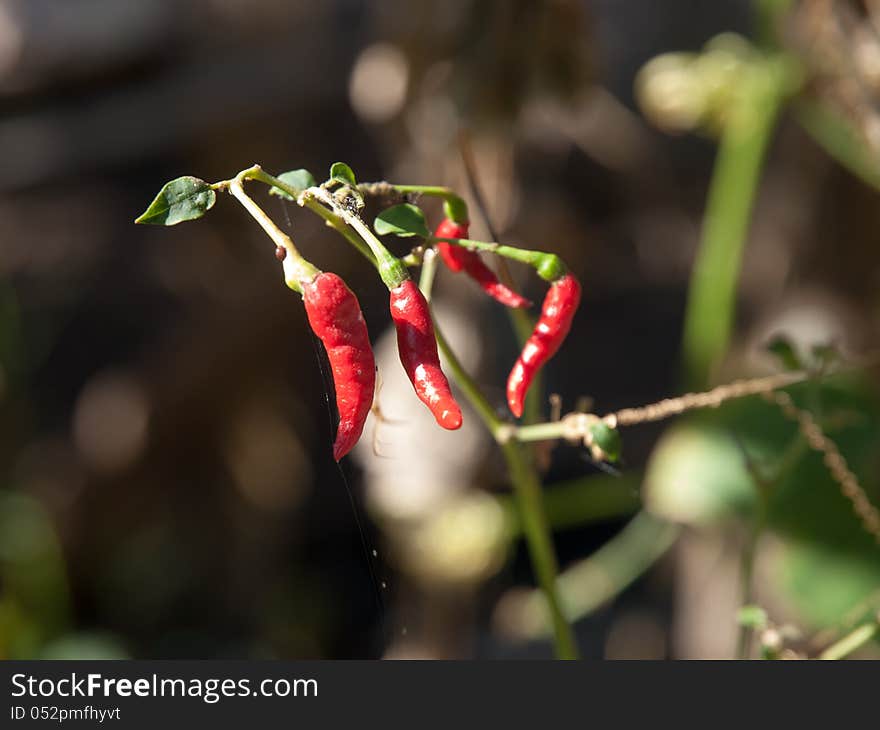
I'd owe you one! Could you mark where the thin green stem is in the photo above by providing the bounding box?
[430,237,564,281]
[227,176,319,292]
[419,245,577,658]
[242,166,379,265]
[501,440,579,659]
[418,246,439,300]
[242,166,300,197]
[369,183,468,223]
[734,429,804,659]
[386,184,458,198]
[736,502,766,659]
[513,421,573,443]
[682,58,789,387]
[734,434,769,660]
[302,197,376,264]
[434,325,505,437]
[819,618,880,660]
[306,187,409,289]
[501,471,642,537]
[401,249,424,268]
[499,511,679,642]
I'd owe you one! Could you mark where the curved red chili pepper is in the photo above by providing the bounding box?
[506,273,581,418]
[435,219,531,309]
[389,279,463,430]
[302,272,376,460]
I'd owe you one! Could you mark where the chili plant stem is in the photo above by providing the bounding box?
[228,176,319,292]
[307,187,408,289]
[819,618,880,660]
[733,433,769,660]
[500,440,579,659]
[430,236,564,281]
[419,251,578,659]
[501,511,679,642]
[357,182,469,225]
[242,166,378,265]
[502,471,642,537]
[301,197,377,264]
[735,505,766,659]
[418,246,439,299]
[512,421,577,443]
[734,431,804,658]
[681,58,790,387]
[384,184,458,198]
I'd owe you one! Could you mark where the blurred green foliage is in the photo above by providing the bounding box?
[645,374,880,628]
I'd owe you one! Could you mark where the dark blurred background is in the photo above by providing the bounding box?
[1,0,879,660]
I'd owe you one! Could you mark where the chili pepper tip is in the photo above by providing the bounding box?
[437,406,463,430]
[390,280,464,430]
[302,272,376,461]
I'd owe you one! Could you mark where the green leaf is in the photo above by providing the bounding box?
[643,424,756,526]
[765,334,803,371]
[329,162,357,187]
[135,176,215,226]
[374,203,430,238]
[268,169,317,201]
[780,539,880,627]
[737,605,768,629]
[588,421,622,463]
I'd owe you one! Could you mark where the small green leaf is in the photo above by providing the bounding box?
[329,162,357,187]
[374,203,430,238]
[135,176,215,226]
[268,169,317,201]
[737,605,768,629]
[588,421,622,463]
[765,335,802,372]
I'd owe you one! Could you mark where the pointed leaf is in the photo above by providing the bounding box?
[374,203,430,238]
[329,162,357,187]
[268,169,317,201]
[765,335,803,372]
[135,176,215,226]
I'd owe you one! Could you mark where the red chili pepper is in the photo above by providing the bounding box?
[389,279,463,430]
[506,273,581,418]
[302,272,376,460]
[435,219,531,309]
